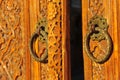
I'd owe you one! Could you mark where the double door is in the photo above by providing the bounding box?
[0,0,120,80]
[0,0,70,80]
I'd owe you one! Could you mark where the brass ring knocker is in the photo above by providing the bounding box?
[84,15,113,63]
[29,18,48,62]
[84,28,112,63]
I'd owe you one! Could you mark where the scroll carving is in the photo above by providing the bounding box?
[88,0,105,80]
[0,0,25,79]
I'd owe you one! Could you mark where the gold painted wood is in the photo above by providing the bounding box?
[82,0,120,80]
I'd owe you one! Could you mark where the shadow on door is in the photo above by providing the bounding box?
[70,0,84,80]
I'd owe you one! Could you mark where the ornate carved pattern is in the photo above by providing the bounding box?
[88,0,104,19]
[0,0,25,79]
[88,0,105,80]
[93,63,105,80]
[39,0,47,18]
[39,0,49,80]
[38,0,62,79]
[47,0,62,80]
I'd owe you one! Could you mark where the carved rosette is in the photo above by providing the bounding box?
[0,0,25,79]
[88,0,105,79]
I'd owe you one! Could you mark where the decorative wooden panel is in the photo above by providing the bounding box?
[88,0,105,79]
[0,0,26,79]
[0,0,70,79]
[82,0,120,80]
[29,0,70,80]
[47,0,63,79]
[47,0,70,79]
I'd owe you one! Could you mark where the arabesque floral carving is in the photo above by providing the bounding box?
[0,0,25,79]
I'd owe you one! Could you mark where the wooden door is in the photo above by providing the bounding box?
[82,0,120,80]
[0,0,70,80]
[0,0,30,79]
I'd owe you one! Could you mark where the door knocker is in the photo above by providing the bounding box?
[84,15,113,63]
[29,18,48,63]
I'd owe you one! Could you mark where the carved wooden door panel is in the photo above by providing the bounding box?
[0,0,70,80]
[0,0,30,79]
[82,0,120,80]
[29,0,70,80]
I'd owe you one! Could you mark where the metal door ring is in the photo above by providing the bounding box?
[84,29,112,63]
[29,32,48,62]
[84,15,113,63]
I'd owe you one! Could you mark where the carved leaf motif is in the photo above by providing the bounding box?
[48,2,58,20]
[0,0,25,79]
[89,0,104,16]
